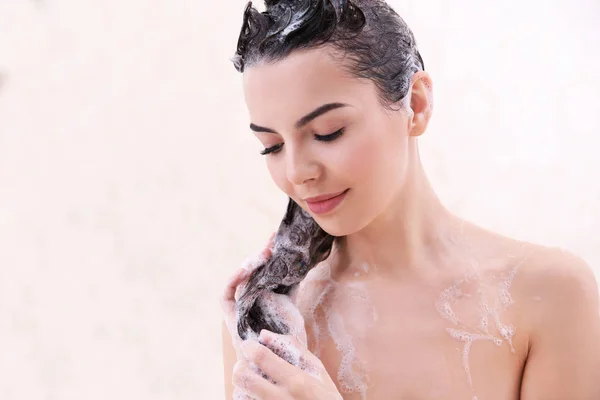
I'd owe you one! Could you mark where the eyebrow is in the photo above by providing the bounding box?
[249,102,349,134]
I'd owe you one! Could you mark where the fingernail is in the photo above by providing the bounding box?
[258,329,272,344]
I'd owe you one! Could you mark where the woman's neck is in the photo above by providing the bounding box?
[331,152,467,280]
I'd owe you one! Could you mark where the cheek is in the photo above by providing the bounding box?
[334,144,371,183]
[337,129,405,187]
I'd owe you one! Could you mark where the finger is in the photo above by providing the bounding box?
[236,248,272,303]
[241,232,277,274]
[222,268,254,347]
[223,235,278,345]
[240,339,298,385]
[259,330,324,380]
[221,268,251,315]
[241,248,272,274]
[260,292,308,347]
[232,388,255,400]
[233,359,280,399]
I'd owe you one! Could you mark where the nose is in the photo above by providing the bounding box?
[285,145,319,185]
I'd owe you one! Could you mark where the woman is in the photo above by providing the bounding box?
[220,0,600,399]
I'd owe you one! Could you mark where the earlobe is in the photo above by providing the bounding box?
[407,72,433,137]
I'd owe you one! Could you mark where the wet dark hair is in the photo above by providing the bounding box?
[236,199,334,341]
[232,0,425,107]
[233,0,425,341]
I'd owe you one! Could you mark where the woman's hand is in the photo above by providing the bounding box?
[221,233,340,399]
[221,233,276,348]
[233,329,343,400]
[221,233,276,399]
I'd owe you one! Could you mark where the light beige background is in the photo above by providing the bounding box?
[0,0,598,399]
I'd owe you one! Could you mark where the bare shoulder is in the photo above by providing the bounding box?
[507,242,600,349]
[498,242,600,398]
[515,244,599,311]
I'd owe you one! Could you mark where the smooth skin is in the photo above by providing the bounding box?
[221,46,600,399]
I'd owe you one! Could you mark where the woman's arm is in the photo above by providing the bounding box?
[222,320,237,400]
[520,253,600,399]
[220,235,276,400]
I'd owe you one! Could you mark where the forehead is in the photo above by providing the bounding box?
[242,47,374,126]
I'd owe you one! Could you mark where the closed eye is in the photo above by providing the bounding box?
[260,143,283,156]
[315,128,345,142]
[259,128,345,156]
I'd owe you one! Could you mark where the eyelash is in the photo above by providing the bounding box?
[259,128,345,156]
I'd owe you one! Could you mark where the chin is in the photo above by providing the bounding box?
[312,211,365,238]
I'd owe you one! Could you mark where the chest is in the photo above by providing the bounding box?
[295,278,527,400]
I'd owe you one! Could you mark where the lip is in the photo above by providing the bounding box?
[304,189,349,214]
[304,190,348,203]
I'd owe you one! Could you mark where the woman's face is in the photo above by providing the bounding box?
[243,47,413,236]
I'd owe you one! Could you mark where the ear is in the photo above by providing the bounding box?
[407,71,433,137]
